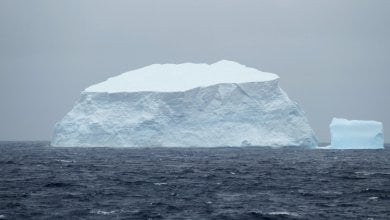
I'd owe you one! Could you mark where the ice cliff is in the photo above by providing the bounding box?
[51,60,318,147]
[329,118,384,149]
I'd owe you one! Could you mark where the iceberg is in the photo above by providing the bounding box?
[329,118,384,149]
[51,60,318,147]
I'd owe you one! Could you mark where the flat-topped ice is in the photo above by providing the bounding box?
[329,118,384,149]
[52,60,318,147]
[85,60,279,93]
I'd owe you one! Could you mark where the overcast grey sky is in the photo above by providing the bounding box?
[0,0,389,142]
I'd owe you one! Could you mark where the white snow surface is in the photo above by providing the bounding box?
[85,60,279,93]
[52,61,318,147]
[328,118,384,149]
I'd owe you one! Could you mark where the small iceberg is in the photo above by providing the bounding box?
[327,118,384,149]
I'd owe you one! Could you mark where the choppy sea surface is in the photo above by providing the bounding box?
[0,142,389,220]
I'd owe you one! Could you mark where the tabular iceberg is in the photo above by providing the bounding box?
[51,60,318,147]
[329,118,384,149]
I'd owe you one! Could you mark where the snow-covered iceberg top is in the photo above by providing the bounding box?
[328,118,384,149]
[85,60,279,93]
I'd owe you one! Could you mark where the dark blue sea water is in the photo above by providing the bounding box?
[0,142,389,219]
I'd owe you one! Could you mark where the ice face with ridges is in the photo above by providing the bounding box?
[329,118,384,149]
[51,61,318,147]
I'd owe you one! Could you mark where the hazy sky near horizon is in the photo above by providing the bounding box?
[1,0,389,142]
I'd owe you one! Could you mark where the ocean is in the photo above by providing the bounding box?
[0,142,389,219]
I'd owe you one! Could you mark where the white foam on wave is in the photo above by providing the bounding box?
[153,182,168,186]
[90,210,117,215]
[268,211,300,217]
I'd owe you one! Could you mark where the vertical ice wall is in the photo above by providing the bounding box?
[329,118,384,149]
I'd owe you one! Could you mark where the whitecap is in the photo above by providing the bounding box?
[55,159,75,163]
[154,182,168,186]
[269,211,300,217]
[90,210,116,215]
